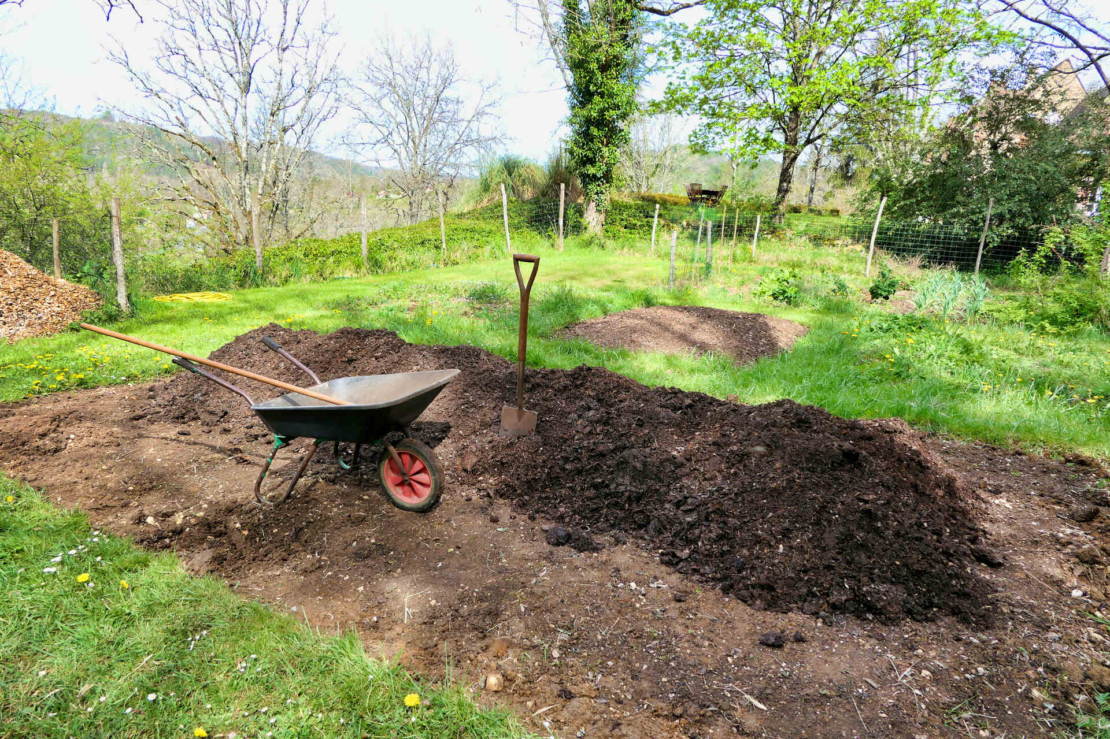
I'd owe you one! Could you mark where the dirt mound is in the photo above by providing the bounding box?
[153,324,993,623]
[0,250,101,342]
[560,305,807,365]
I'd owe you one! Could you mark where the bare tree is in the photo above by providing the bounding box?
[991,0,1109,91]
[0,0,142,20]
[108,0,341,270]
[347,33,501,226]
[620,113,689,193]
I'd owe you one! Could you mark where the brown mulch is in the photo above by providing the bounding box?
[559,305,807,365]
[0,250,101,342]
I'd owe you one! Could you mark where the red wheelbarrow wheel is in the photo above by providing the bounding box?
[378,439,443,512]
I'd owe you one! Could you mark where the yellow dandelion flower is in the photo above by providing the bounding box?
[404,693,420,708]
[194,729,208,738]
[77,573,90,583]
[120,580,129,589]
[5,495,12,502]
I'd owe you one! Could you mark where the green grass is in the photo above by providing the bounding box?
[0,477,532,739]
[3,233,1109,461]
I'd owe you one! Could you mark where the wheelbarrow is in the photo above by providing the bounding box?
[79,322,457,512]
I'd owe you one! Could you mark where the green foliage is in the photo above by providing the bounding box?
[476,155,547,202]
[661,0,994,212]
[563,0,641,226]
[754,268,803,304]
[869,265,899,300]
[627,192,690,207]
[863,74,1109,234]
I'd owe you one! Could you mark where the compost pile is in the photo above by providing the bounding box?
[0,250,101,342]
[153,325,994,623]
[561,305,807,365]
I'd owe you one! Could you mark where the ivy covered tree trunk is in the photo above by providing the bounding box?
[563,0,639,236]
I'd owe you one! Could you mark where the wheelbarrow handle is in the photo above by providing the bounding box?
[172,357,255,406]
[260,335,321,385]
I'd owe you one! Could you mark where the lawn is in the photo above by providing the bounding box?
[0,476,532,739]
[3,233,1109,458]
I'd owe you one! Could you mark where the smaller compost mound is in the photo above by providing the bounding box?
[561,305,806,365]
[0,250,101,342]
[151,325,992,623]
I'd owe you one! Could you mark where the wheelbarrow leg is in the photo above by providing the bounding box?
[333,441,362,472]
[254,437,320,507]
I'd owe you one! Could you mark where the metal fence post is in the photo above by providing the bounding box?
[706,221,713,271]
[695,208,704,264]
[751,214,761,258]
[110,197,130,314]
[669,229,677,287]
[865,196,888,277]
[52,218,61,278]
[360,194,368,268]
[650,203,659,256]
[558,182,565,251]
[974,197,994,276]
[501,183,511,253]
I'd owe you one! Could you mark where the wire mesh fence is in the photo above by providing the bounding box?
[0,194,1097,308]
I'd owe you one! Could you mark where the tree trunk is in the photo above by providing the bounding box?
[584,197,605,235]
[773,108,803,220]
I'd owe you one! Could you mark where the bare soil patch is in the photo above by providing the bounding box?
[560,306,806,365]
[2,325,1109,738]
[0,249,101,342]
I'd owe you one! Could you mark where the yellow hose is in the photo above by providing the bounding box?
[152,292,232,303]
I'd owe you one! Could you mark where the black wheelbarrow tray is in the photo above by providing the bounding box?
[249,369,460,510]
[170,335,459,511]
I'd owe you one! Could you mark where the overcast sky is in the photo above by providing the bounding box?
[0,0,570,161]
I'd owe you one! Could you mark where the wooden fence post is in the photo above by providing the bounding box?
[110,197,130,314]
[865,196,888,278]
[650,203,659,256]
[669,229,677,288]
[751,214,761,258]
[501,183,511,253]
[720,204,726,246]
[360,194,368,268]
[52,218,61,278]
[974,197,994,276]
[1101,246,1110,278]
[438,190,447,262]
[558,183,565,251]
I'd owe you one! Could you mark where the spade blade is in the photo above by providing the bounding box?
[499,405,537,437]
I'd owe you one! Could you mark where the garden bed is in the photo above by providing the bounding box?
[559,305,806,365]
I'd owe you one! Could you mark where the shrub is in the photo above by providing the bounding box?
[755,268,804,304]
[869,265,899,301]
[625,192,690,207]
[828,208,841,217]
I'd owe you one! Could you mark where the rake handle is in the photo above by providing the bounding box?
[79,323,349,406]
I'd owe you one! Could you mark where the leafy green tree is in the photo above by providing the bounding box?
[661,0,995,217]
[861,69,1110,235]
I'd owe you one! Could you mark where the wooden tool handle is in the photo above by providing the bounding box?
[79,323,349,406]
